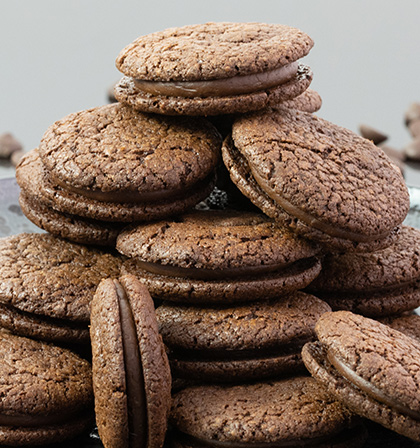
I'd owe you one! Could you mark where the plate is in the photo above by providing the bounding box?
[1,178,420,447]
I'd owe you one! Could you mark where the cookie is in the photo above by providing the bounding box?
[117,209,322,303]
[114,22,314,116]
[18,148,216,225]
[302,311,420,441]
[170,377,366,448]
[0,233,122,345]
[156,292,331,382]
[380,313,420,343]
[17,154,123,246]
[307,226,420,317]
[222,106,409,252]
[90,275,171,448]
[0,330,93,446]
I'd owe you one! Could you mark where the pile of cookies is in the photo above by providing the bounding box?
[2,21,420,447]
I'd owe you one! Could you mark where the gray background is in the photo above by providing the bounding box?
[2,0,420,182]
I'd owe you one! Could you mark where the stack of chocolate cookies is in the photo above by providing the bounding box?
[6,21,420,447]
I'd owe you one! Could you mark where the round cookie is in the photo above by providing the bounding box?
[90,275,171,448]
[222,106,409,252]
[156,292,331,382]
[0,233,122,345]
[17,159,123,246]
[170,377,366,448]
[17,149,216,223]
[114,22,314,116]
[307,226,420,317]
[117,209,322,303]
[302,311,420,442]
[0,330,93,446]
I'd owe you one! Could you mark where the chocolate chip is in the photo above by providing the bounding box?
[408,119,420,138]
[404,137,420,161]
[0,133,23,159]
[358,124,388,145]
[107,84,117,103]
[404,102,420,127]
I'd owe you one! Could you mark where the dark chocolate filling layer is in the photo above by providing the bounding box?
[327,348,420,421]
[174,423,366,448]
[134,257,318,281]
[48,170,215,204]
[0,410,90,427]
[169,340,309,363]
[133,62,298,98]
[115,280,148,448]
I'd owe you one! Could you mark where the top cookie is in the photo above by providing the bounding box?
[38,103,221,200]
[116,22,313,82]
[114,23,314,116]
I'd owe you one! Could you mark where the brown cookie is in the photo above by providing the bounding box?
[282,88,322,112]
[117,209,322,303]
[0,330,93,446]
[170,377,366,448]
[307,226,420,317]
[0,233,122,344]
[222,106,409,252]
[17,149,216,223]
[302,311,420,441]
[156,292,331,382]
[380,313,420,343]
[115,22,314,116]
[90,275,171,448]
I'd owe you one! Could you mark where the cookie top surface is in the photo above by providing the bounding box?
[38,103,221,196]
[381,314,420,343]
[90,275,171,448]
[315,311,420,415]
[156,291,330,351]
[116,209,320,270]
[116,22,313,82]
[231,107,409,242]
[171,376,355,443]
[309,226,420,292]
[0,233,122,322]
[0,330,92,419]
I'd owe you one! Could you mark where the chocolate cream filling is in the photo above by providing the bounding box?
[134,257,318,281]
[47,171,215,204]
[249,165,391,243]
[0,410,91,428]
[133,62,299,98]
[115,280,148,448]
[169,340,310,363]
[327,348,420,421]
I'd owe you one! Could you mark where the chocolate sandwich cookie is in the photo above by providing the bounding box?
[307,226,420,317]
[34,103,220,222]
[222,106,409,252]
[0,233,122,345]
[0,330,93,446]
[170,377,366,448]
[18,149,216,225]
[17,152,123,246]
[156,292,331,382]
[282,88,322,112]
[302,311,420,441]
[114,22,314,116]
[117,209,322,303]
[90,275,171,448]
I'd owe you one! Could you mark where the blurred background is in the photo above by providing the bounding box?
[2,0,420,183]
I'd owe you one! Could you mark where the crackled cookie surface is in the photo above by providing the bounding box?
[307,226,420,316]
[115,22,314,115]
[302,311,420,441]
[223,106,409,251]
